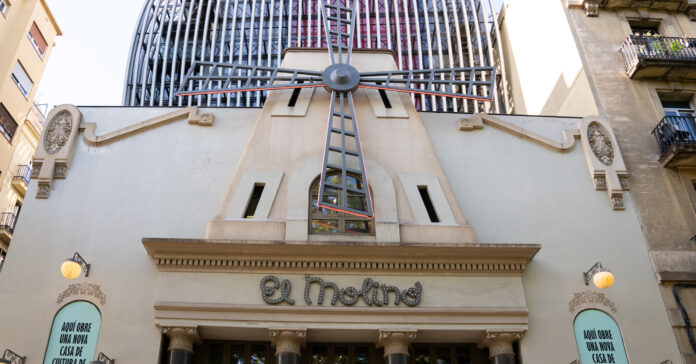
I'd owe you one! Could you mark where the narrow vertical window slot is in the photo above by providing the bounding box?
[418,185,439,223]
[288,80,304,107]
[376,82,392,109]
[378,89,392,109]
[244,183,265,219]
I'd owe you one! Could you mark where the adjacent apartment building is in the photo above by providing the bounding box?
[0,0,60,267]
[499,0,696,361]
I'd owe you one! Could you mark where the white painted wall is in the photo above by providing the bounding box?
[0,106,680,364]
[421,112,680,363]
[0,107,258,363]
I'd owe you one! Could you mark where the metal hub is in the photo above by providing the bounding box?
[322,64,360,92]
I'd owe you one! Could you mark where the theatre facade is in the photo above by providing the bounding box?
[0,48,684,364]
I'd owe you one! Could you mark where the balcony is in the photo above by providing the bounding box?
[652,115,696,167]
[11,165,31,196]
[619,35,696,80]
[575,0,695,17]
[0,212,17,245]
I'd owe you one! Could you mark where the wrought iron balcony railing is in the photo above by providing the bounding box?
[653,115,696,153]
[13,165,31,185]
[619,35,696,79]
[0,212,17,234]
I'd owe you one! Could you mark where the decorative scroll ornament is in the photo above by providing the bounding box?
[33,105,82,199]
[33,105,212,199]
[477,330,524,357]
[458,115,628,211]
[568,290,617,313]
[56,282,106,305]
[269,329,307,355]
[44,111,73,154]
[579,118,628,211]
[161,327,201,352]
[377,330,417,356]
[588,122,614,166]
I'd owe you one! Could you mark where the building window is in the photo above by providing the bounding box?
[658,95,696,142]
[309,172,374,235]
[418,186,440,223]
[411,344,476,364]
[306,343,384,364]
[195,341,482,364]
[0,0,8,16]
[0,103,18,142]
[11,61,33,98]
[28,22,47,58]
[661,97,694,117]
[243,183,265,218]
[195,341,274,364]
[629,20,660,36]
[12,201,21,221]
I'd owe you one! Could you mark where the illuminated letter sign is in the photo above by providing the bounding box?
[573,309,628,364]
[260,275,422,307]
[44,301,101,364]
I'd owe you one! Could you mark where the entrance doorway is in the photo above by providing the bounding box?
[193,342,488,364]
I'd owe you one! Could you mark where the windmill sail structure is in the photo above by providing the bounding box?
[175,0,497,218]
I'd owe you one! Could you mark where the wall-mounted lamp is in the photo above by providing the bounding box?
[61,252,90,279]
[0,349,25,364]
[90,352,115,364]
[583,261,614,289]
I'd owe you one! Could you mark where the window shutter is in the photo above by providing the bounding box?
[29,22,47,54]
[12,62,33,96]
[0,104,18,141]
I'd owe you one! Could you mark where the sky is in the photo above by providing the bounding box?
[36,0,144,108]
[36,0,505,109]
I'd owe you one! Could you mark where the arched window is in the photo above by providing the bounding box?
[573,309,628,364]
[44,301,101,364]
[309,172,374,235]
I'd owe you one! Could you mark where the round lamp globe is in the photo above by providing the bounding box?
[61,259,82,279]
[593,270,614,289]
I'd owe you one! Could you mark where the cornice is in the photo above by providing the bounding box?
[142,238,540,275]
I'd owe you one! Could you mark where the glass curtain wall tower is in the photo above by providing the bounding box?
[123,0,509,113]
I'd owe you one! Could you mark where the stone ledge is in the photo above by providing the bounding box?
[650,251,696,283]
[142,238,540,275]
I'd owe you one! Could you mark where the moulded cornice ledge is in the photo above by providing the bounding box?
[459,113,580,152]
[141,238,540,275]
[80,106,213,146]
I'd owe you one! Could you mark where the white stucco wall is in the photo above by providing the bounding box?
[0,106,681,363]
[421,112,680,363]
[0,107,258,363]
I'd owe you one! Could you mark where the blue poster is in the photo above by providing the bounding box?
[43,301,101,364]
[574,309,628,364]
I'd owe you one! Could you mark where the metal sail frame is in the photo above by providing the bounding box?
[176,0,496,219]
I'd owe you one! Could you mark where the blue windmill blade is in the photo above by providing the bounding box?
[357,67,497,101]
[320,0,358,65]
[176,61,325,97]
[318,91,374,219]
